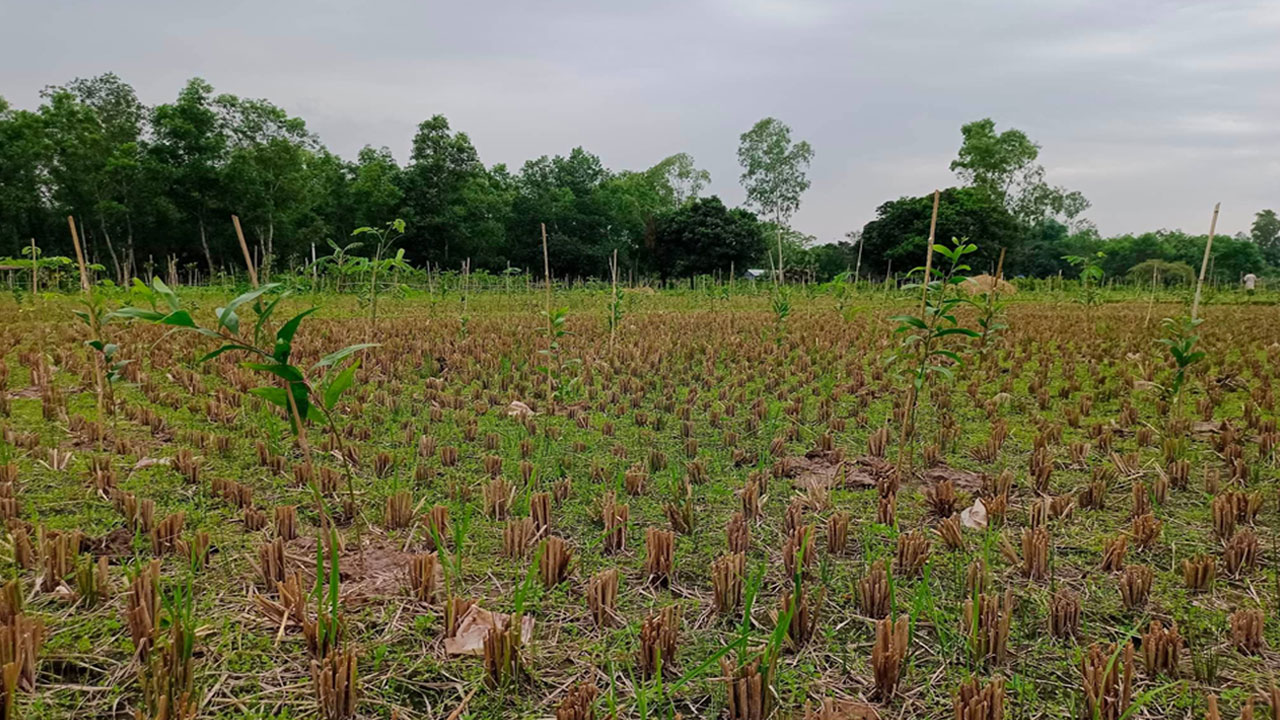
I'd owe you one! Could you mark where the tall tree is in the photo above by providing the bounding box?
[149,78,228,275]
[217,94,319,270]
[646,196,764,279]
[950,118,1089,229]
[736,118,813,281]
[400,115,485,266]
[39,74,148,282]
[1251,209,1279,265]
[0,98,49,256]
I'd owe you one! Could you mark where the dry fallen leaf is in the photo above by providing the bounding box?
[960,498,988,530]
[506,401,535,419]
[444,604,535,656]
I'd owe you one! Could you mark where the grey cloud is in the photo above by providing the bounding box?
[2,0,1275,242]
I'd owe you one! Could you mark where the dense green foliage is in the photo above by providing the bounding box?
[1,76,1275,287]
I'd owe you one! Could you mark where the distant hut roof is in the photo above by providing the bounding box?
[963,274,1016,295]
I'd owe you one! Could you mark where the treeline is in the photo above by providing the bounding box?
[0,74,772,283]
[2,74,1277,286]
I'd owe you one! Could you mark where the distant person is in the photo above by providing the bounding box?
[1244,272,1257,295]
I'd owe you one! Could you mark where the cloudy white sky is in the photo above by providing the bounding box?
[3,0,1277,242]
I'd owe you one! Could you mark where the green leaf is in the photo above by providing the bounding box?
[273,308,317,363]
[217,284,280,334]
[323,360,359,411]
[253,294,287,347]
[313,343,379,370]
[107,307,165,322]
[150,277,181,312]
[243,362,305,383]
[160,310,196,328]
[199,344,255,363]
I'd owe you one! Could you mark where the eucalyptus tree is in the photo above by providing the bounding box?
[736,117,813,283]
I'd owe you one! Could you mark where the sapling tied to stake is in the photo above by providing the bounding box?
[889,237,981,471]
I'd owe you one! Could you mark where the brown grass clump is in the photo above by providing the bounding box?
[1049,588,1080,639]
[826,511,849,556]
[868,426,889,458]
[39,530,82,591]
[871,614,909,700]
[727,512,750,554]
[150,512,184,556]
[383,492,413,530]
[895,530,930,578]
[1081,642,1133,720]
[712,553,745,615]
[859,560,890,619]
[503,517,535,559]
[938,514,964,551]
[424,504,450,550]
[964,590,1013,667]
[644,527,674,586]
[954,676,1006,720]
[1223,529,1259,576]
[1118,565,1153,609]
[602,501,628,555]
[925,479,957,518]
[1100,535,1126,572]
[1139,621,1181,676]
[877,492,897,526]
[539,536,572,588]
[482,477,511,520]
[482,614,524,688]
[0,611,45,693]
[638,606,681,678]
[1229,608,1264,654]
[126,560,161,658]
[1182,554,1215,591]
[256,540,289,594]
[1129,513,1161,550]
[407,553,438,603]
[783,525,815,580]
[312,647,358,719]
[720,651,776,720]
[1212,493,1236,540]
[779,583,822,648]
[586,569,619,628]
[1022,527,1048,581]
[275,505,298,541]
[555,682,598,720]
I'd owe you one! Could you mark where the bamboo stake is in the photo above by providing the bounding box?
[1191,203,1219,321]
[541,223,552,408]
[29,238,37,295]
[67,216,90,293]
[609,248,619,352]
[231,214,259,288]
[919,190,940,316]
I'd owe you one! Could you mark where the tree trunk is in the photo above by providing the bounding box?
[198,214,215,278]
[97,215,123,285]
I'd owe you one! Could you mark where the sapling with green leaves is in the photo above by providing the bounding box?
[538,307,581,405]
[1155,315,1205,426]
[889,237,981,470]
[350,218,406,336]
[1062,251,1106,308]
[770,285,791,345]
[112,278,375,531]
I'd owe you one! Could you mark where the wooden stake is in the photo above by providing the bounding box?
[231,214,259,288]
[919,190,940,316]
[541,223,552,407]
[1191,203,1219,321]
[67,216,90,293]
[609,248,619,351]
[29,238,37,295]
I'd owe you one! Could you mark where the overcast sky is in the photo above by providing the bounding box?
[3,0,1277,242]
